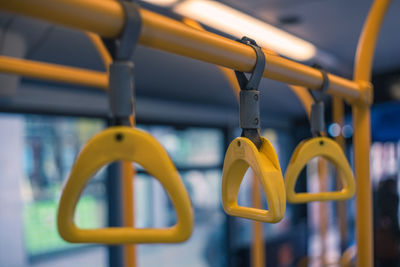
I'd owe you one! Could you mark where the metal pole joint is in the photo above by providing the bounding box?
[355,80,374,106]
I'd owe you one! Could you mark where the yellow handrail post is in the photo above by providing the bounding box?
[318,158,328,265]
[332,96,348,252]
[122,116,137,267]
[86,33,137,267]
[252,175,266,267]
[352,0,392,266]
[122,161,136,267]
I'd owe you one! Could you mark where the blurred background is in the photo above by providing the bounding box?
[0,0,399,266]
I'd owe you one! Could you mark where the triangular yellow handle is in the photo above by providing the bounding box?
[221,137,286,223]
[285,136,356,203]
[57,126,193,244]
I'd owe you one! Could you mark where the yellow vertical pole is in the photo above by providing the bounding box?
[252,176,266,267]
[122,85,137,267]
[332,97,348,251]
[318,158,328,265]
[352,102,373,267]
[352,1,391,266]
[87,32,136,267]
[122,159,136,267]
[123,115,137,267]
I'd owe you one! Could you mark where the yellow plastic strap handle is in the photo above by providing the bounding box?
[57,126,193,244]
[285,136,356,203]
[222,137,286,223]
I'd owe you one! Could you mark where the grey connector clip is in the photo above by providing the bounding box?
[109,1,142,126]
[310,101,325,137]
[109,61,135,126]
[240,90,260,129]
[309,67,329,137]
[235,37,265,149]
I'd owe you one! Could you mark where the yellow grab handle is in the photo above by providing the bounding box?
[221,137,286,223]
[285,137,356,203]
[57,126,193,244]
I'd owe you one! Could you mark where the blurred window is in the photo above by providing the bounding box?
[134,125,227,267]
[19,115,107,256]
[307,141,400,266]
